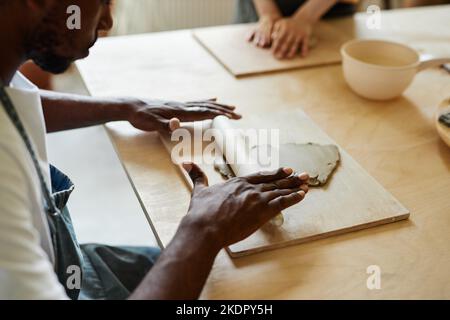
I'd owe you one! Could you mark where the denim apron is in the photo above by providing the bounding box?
[234,0,356,23]
[0,84,160,300]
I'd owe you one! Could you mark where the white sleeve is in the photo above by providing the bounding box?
[0,146,68,300]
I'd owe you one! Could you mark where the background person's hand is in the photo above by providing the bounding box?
[127,98,241,133]
[247,14,281,48]
[182,163,309,249]
[271,16,313,59]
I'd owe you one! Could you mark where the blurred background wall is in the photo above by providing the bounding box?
[110,0,402,36]
[111,0,235,35]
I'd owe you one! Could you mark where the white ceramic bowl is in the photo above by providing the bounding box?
[341,39,450,101]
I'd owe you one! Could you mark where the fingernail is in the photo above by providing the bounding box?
[283,168,293,175]
[169,118,180,131]
[300,184,309,193]
[182,162,193,172]
[298,172,309,180]
[298,190,306,197]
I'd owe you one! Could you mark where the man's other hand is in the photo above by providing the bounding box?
[126,98,241,133]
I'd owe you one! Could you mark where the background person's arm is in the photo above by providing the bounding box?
[272,0,338,59]
[129,164,309,299]
[253,0,281,16]
[247,0,282,47]
[40,90,240,133]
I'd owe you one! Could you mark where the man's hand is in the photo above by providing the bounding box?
[271,16,313,60]
[247,14,281,48]
[130,163,308,300]
[182,163,309,250]
[127,98,242,133]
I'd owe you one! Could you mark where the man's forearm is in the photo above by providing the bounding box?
[294,0,338,23]
[40,90,131,132]
[253,0,282,19]
[129,216,221,300]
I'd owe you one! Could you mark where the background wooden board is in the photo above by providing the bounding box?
[161,110,409,257]
[193,22,351,77]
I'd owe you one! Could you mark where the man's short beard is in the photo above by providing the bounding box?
[25,3,73,74]
[28,50,73,74]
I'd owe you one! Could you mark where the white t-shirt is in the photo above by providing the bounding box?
[0,72,67,299]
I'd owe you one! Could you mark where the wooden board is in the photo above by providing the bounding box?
[161,110,409,257]
[193,23,351,77]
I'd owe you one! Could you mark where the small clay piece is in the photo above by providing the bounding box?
[439,112,450,128]
[213,156,234,180]
[436,98,450,148]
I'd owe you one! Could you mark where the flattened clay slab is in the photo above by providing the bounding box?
[277,143,340,186]
[214,143,340,187]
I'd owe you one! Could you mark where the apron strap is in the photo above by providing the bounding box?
[0,82,59,216]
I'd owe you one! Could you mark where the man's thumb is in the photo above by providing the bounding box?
[182,162,209,190]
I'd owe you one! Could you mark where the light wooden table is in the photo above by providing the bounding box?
[77,5,450,299]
